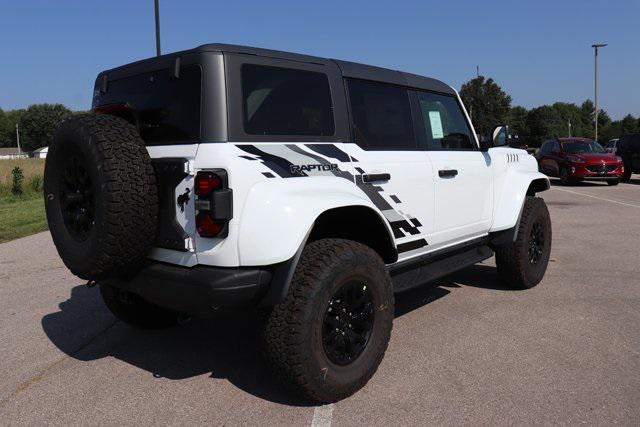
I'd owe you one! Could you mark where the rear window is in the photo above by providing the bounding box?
[241,64,335,136]
[93,65,201,145]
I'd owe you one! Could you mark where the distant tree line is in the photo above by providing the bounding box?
[0,104,74,152]
[459,76,640,147]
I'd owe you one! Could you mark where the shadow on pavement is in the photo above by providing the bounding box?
[42,263,508,405]
[41,284,307,406]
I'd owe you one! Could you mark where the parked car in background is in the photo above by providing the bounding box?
[604,138,619,153]
[616,133,640,181]
[537,137,624,185]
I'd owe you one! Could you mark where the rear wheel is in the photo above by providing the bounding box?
[261,239,394,403]
[495,197,552,289]
[100,284,178,329]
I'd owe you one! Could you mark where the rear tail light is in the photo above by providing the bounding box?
[196,212,224,237]
[194,170,232,238]
[195,172,222,197]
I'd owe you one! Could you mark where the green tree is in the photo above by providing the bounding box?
[620,114,638,134]
[579,99,611,141]
[459,76,512,136]
[0,108,10,147]
[18,104,72,151]
[508,106,529,140]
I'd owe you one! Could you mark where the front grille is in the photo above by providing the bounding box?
[586,164,617,173]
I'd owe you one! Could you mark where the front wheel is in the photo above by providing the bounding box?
[559,167,572,186]
[607,179,619,186]
[261,239,394,403]
[622,166,632,182]
[495,197,552,289]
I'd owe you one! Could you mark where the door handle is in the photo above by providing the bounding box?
[362,173,391,183]
[438,169,458,178]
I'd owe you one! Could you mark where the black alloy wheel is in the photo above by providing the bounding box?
[59,154,95,242]
[528,222,545,265]
[322,280,375,366]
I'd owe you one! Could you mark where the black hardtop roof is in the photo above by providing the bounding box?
[101,43,455,95]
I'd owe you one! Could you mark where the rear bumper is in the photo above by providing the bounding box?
[103,262,273,317]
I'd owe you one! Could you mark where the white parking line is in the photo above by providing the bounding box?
[311,404,334,427]
[551,187,640,209]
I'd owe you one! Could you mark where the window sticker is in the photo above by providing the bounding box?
[428,111,444,139]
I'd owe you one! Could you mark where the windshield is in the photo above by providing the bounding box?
[562,141,606,154]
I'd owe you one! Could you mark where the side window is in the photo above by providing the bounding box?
[347,79,418,150]
[540,142,550,154]
[414,91,475,150]
[241,64,334,136]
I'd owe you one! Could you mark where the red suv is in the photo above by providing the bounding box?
[537,138,624,186]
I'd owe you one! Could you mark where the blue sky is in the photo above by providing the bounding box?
[0,0,638,119]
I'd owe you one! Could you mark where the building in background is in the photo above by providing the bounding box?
[0,148,28,159]
[32,147,48,158]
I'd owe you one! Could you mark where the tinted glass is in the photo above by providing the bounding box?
[540,142,548,153]
[242,64,334,136]
[347,79,417,150]
[93,66,201,145]
[562,140,606,153]
[414,91,474,150]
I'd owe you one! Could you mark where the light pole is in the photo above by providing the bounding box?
[154,0,161,56]
[591,43,607,141]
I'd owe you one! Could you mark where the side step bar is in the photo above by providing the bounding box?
[389,244,494,293]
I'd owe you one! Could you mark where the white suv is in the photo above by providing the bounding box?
[44,44,551,403]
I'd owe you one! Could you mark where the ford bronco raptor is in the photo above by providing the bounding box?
[44,44,551,403]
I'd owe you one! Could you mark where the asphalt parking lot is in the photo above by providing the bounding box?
[1,176,639,425]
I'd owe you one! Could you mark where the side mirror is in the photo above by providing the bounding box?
[491,125,510,148]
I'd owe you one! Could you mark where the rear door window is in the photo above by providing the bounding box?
[241,64,334,136]
[414,91,475,150]
[93,66,201,145]
[347,79,418,150]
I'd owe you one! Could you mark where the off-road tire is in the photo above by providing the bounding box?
[100,284,178,329]
[261,239,394,403]
[44,114,158,280]
[495,197,552,289]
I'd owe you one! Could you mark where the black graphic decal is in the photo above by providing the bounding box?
[237,145,307,178]
[305,144,352,162]
[262,172,275,178]
[390,195,401,203]
[397,238,428,253]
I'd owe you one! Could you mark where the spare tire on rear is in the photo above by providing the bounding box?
[44,113,158,280]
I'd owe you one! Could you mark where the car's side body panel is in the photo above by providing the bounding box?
[94,44,550,273]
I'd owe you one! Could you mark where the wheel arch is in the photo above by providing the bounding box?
[257,204,398,307]
[491,168,550,233]
[308,206,398,264]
